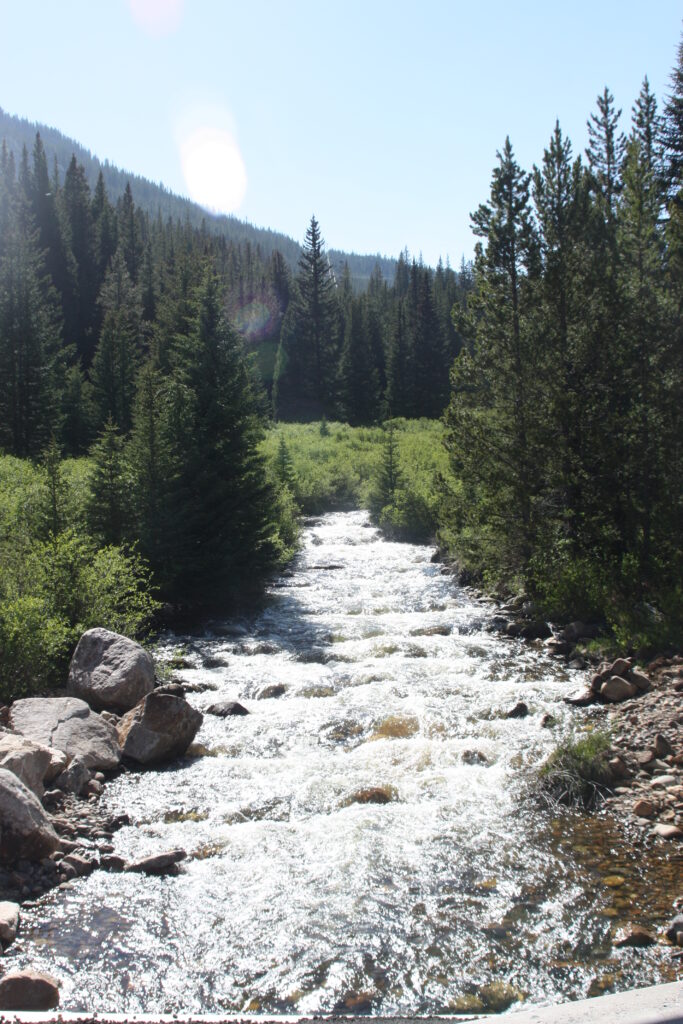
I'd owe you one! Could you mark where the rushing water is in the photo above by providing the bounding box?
[12,512,680,1013]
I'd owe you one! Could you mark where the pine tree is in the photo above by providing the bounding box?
[586,87,626,223]
[160,271,279,604]
[273,215,339,418]
[86,417,131,546]
[340,297,379,425]
[90,247,142,431]
[0,211,64,456]
[446,138,542,573]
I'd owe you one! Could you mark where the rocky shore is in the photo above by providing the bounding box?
[0,628,203,1010]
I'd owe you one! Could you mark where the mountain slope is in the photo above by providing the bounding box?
[0,107,397,288]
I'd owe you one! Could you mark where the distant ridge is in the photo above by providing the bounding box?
[0,106,398,288]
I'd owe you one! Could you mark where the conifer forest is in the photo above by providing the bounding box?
[0,39,681,702]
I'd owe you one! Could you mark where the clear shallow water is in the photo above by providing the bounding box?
[12,512,680,1013]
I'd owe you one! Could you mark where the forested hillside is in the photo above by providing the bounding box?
[0,107,397,289]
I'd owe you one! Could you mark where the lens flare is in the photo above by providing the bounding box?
[232,297,279,341]
[127,0,184,36]
[179,126,247,215]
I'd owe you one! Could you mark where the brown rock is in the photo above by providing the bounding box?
[600,676,638,703]
[257,684,286,700]
[0,970,60,1010]
[125,848,186,875]
[627,668,651,692]
[652,823,683,840]
[633,798,656,818]
[609,657,633,679]
[654,734,674,758]
[613,925,657,948]
[117,693,202,764]
[608,756,630,780]
[563,688,596,707]
[506,701,529,719]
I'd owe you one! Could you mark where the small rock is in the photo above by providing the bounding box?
[519,620,551,640]
[257,684,286,700]
[563,688,595,707]
[206,701,250,717]
[545,637,573,656]
[628,668,651,692]
[505,621,522,638]
[0,969,60,1010]
[462,749,489,764]
[609,657,633,679]
[633,798,656,818]
[608,756,630,780]
[665,914,683,944]
[506,702,529,719]
[125,848,187,875]
[652,823,683,840]
[655,734,674,758]
[0,901,19,946]
[614,925,657,948]
[540,713,556,728]
[60,853,96,878]
[650,775,677,788]
[346,786,396,805]
[54,755,92,796]
[100,854,126,872]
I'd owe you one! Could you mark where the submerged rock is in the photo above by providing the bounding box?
[67,627,155,712]
[117,693,202,764]
[206,700,250,717]
[613,925,657,947]
[257,684,286,699]
[345,785,397,806]
[505,701,529,719]
[125,848,187,876]
[9,697,121,770]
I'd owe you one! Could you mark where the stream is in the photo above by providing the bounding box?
[12,511,679,1013]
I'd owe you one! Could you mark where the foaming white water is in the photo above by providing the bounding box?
[11,512,674,1013]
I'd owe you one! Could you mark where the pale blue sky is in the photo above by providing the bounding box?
[0,0,680,265]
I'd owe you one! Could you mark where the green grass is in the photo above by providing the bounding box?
[538,730,614,808]
[262,418,458,542]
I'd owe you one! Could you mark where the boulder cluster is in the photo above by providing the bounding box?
[0,627,203,1010]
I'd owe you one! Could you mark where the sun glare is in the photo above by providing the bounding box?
[180,127,247,215]
[127,0,184,37]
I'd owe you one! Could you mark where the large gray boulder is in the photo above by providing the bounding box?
[9,697,121,770]
[117,693,202,764]
[0,732,55,797]
[67,628,155,712]
[0,768,59,863]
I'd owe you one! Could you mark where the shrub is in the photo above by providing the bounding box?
[538,730,613,808]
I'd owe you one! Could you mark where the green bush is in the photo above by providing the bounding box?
[0,454,159,704]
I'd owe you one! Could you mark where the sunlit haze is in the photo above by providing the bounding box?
[0,0,680,263]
